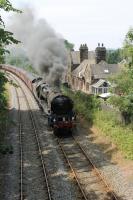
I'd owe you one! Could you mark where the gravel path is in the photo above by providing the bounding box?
[74,123,133,200]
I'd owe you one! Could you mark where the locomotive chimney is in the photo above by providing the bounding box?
[79,44,88,63]
[95,43,106,64]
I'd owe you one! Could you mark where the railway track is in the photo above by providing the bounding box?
[8,73,52,200]
[6,71,121,200]
[58,135,119,200]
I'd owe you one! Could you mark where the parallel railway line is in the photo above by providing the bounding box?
[8,73,52,200]
[6,70,121,200]
[58,135,119,200]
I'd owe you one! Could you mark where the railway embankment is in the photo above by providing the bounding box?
[0,71,11,154]
[62,86,133,160]
[61,86,133,199]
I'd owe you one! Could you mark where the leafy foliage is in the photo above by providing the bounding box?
[0,71,8,141]
[106,49,122,64]
[0,0,20,13]
[64,40,74,51]
[0,71,8,108]
[109,28,133,123]
[62,86,100,123]
[109,68,133,123]
[123,27,133,66]
[0,0,21,63]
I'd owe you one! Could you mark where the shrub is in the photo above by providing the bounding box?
[61,86,100,123]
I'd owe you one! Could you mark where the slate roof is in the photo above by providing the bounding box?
[71,51,80,65]
[90,60,121,79]
[72,59,88,77]
[71,51,95,65]
[71,60,121,84]
[92,79,110,88]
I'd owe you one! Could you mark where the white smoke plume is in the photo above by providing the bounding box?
[9,7,68,86]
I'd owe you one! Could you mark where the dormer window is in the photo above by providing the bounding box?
[104,69,109,73]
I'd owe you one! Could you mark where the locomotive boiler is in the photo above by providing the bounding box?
[47,92,76,133]
[0,64,76,134]
[37,85,76,133]
[32,76,76,134]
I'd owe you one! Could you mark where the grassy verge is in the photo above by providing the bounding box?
[62,86,133,160]
[94,110,133,160]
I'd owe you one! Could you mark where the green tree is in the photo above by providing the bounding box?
[123,27,133,66]
[109,28,133,124]
[106,49,122,64]
[64,40,74,51]
[0,71,8,107]
[0,0,21,63]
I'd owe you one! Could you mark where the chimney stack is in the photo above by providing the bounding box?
[79,44,88,63]
[95,43,106,64]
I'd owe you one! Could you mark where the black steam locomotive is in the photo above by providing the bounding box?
[34,80,76,133]
[48,94,76,132]
[0,65,76,134]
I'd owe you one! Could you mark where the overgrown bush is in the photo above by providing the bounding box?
[0,72,8,143]
[62,86,100,123]
[0,72,8,108]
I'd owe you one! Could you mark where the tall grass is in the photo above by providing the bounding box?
[94,110,133,159]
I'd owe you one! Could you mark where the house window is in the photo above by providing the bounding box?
[104,88,108,93]
[99,88,102,93]
[103,82,108,87]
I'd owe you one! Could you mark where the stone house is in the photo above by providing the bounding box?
[67,43,121,95]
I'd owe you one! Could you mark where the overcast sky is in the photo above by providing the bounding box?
[2,0,133,50]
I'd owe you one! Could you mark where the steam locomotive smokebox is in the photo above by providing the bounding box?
[51,95,73,115]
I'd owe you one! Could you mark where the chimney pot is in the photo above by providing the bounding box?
[95,43,106,64]
[79,43,88,63]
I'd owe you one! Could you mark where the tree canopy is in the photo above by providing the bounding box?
[64,40,74,51]
[0,0,21,63]
[123,27,133,66]
[109,27,133,124]
[106,49,122,64]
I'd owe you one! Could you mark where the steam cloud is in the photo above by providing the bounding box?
[9,7,67,86]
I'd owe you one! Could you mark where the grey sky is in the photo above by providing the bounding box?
[2,0,133,50]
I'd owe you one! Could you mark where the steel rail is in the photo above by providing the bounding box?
[57,139,88,200]
[72,135,118,200]
[7,75,23,200]
[7,71,119,200]
[58,135,119,200]
[15,88,23,200]
[8,73,52,200]
[72,135,119,200]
